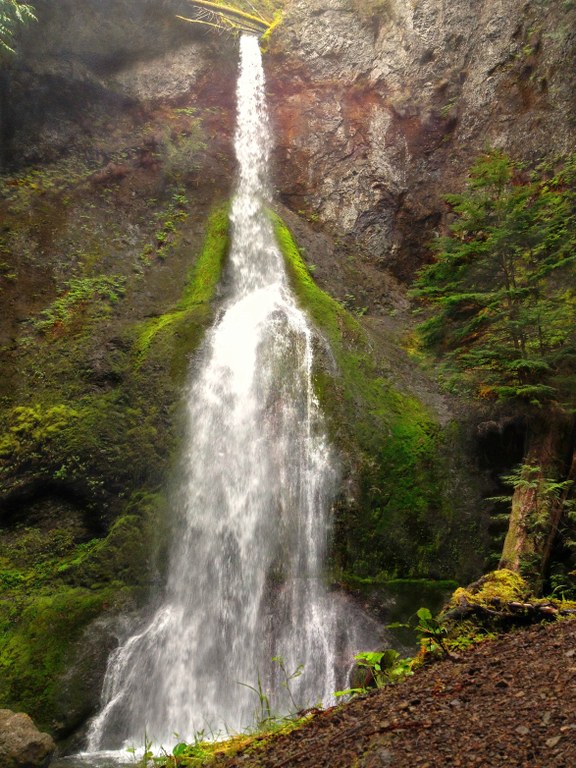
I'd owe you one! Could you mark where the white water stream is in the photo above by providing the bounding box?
[86,35,370,753]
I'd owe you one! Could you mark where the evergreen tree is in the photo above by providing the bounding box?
[414,151,576,406]
[0,0,35,54]
[413,151,576,590]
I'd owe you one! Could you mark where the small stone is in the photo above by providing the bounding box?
[541,711,553,725]
[516,725,530,736]
[377,748,393,764]
[450,698,463,708]
[546,735,562,748]
[565,649,575,658]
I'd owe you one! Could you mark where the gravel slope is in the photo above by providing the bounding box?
[212,619,576,768]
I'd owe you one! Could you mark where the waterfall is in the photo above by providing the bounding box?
[87,35,363,751]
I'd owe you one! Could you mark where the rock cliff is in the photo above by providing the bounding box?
[267,0,576,279]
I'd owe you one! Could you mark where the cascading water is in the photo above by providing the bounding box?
[87,35,369,752]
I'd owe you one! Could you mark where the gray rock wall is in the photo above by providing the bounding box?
[267,0,576,278]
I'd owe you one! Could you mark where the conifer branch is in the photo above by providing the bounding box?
[178,0,272,36]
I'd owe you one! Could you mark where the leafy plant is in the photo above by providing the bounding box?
[335,648,413,698]
[237,671,272,727]
[29,275,127,334]
[126,730,155,767]
[358,649,413,686]
[415,607,453,659]
[272,655,304,712]
[491,463,574,533]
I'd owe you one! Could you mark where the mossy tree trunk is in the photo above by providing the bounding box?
[500,409,576,592]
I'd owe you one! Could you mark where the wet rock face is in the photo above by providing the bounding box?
[1,0,238,167]
[267,0,576,280]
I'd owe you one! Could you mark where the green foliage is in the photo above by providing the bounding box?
[492,462,574,529]
[0,403,80,466]
[271,655,304,713]
[414,607,451,658]
[153,716,311,768]
[0,0,36,54]
[148,189,190,261]
[413,151,576,407]
[449,568,530,607]
[238,672,273,727]
[238,657,304,730]
[127,732,155,768]
[0,394,166,501]
[0,496,156,730]
[354,649,413,689]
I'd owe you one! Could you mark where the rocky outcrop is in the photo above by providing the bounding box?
[0,710,55,768]
[0,0,239,167]
[267,0,576,280]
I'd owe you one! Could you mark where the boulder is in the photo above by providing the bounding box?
[0,710,55,768]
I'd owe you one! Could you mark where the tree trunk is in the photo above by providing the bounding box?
[500,410,575,593]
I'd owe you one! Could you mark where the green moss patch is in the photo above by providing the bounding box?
[0,585,125,730]
[0,498,158,732]
[135,204,229,377]
[449,569,530,609]
[0,199,231,732]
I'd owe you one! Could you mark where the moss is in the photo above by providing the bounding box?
[0,393,167,511]
[440,569,576,647]
[259,9,283,51]
[58,513,156,588]
[0,585,127,730]
[0,493,160,731]
[135,203,229,378]
[448,569,531,609]
[0,198,229,499]
[272,214,462,579]
[155,713,315,767]
[28,275,127,335]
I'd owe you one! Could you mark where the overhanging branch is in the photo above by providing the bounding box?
[177,0,272,36]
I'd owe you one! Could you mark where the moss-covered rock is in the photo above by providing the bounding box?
[0,586,129,733]
[0,181,230,733]
[441,569,576,636]
[449,569,530,609]
[273,213,485,580]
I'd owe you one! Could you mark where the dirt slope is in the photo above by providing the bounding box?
[213,619,576,768]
